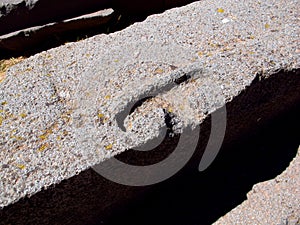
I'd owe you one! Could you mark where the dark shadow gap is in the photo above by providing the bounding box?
[105,92,300,225]
[0,0,198,59]
[0,12,148,59]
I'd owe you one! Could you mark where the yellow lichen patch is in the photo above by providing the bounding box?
[10,135,24,141]
[0,72,5,83]
[98,113,104,118]
[217,8,225,13]
[127,121,132,130]
[265,23,270,29]
[38,134,47,140]
[37,143,49,152]
[20,113,27,118]
[16,164,26,170]
[0,116,3,126]
[105,143,113,150]
[197,51,204,57]
[61,114,71,123]
[154,68,164,74]
[167,107,173,113]
[0,57,25,83]
[1,101,7,105]
[25,67,33,72]
[114,59,119,63]
[46,54,53,59]
[249,35,255,39]
[104,95,111,100]
[39,128,53,140]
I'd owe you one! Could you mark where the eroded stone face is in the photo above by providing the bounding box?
[0,0,299,208]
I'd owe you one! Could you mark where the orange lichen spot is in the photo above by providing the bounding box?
[105,143,113,150]
[154,68,164,74]
[217,8,225,13]
[16,164,26,170]
[265,23,270,29]
[104,95,111,100]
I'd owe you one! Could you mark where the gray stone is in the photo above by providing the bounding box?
[0,0,299,211]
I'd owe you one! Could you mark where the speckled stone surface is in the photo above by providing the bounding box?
[0,0,299,208]
[213,146,300,225]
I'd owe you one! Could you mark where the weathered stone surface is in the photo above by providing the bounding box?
[0,0,299,210]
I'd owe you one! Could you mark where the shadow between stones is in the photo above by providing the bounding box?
[0,0,198,59]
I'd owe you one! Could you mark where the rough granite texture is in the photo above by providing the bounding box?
[0,0,299,209]
[213,146,300,225]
